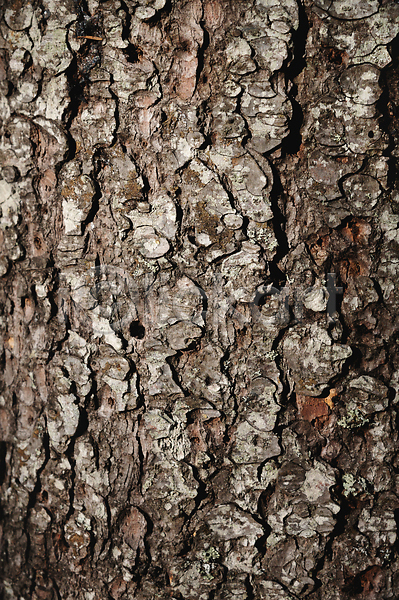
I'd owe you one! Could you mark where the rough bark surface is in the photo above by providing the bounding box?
[1,0,399,598]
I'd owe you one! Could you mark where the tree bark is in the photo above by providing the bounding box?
[1,0,399,598]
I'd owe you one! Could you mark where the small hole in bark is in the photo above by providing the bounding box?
[130,321,145,338]
[326,47,344,65]
[22,51,33,71]
[5,82,14,97]
[34,236,42,249]
[179,40,191,52]
[368,130,374,138]
[253,290,268,308]
[122,44,143,63]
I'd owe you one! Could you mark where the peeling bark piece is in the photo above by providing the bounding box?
[0,117,33,177]
[342,173,381,213]
[296,394,330,422]
[206,504,263,541]
[302,285,329,312]
[255,0,299,30]
[348,375,388,414]
[226,37,256,75]
[221,242,265,302]
[146,349,183,396]
[35,27,72,74]
[223,213,243,229]
[46,394,80,453]
[132,225,170,258]
[241,377,280,432]
[158,276,205,327]
[250,36,288,73]
[142,460,197,510]
[358,493,399,546]
[75,99,117,147]
[231,420,280,464]
[308,148,359,187]
[166,321,203,350]
[340,64,381,105]
[253,579,296,600]
[95,355,131,381]
[282,324,352,395]
[125,192,177,240]
[0,180,20,228]
[317,0,379,20]
[120,506,147,554]
[225,154,273,221]
[242,88,293,153]
[4,4,34,30]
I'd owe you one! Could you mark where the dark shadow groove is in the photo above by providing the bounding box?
[280,0,309,156]
[378,32,399,190]
[267,162,289,288]
[196,18,210,94]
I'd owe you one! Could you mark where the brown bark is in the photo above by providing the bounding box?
[1,0,399,598]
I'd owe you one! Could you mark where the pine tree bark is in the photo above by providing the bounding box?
[1,0,399,598]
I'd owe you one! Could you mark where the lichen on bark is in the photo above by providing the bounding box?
[1,0,399,598]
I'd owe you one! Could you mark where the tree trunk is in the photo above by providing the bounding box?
[1,0,399,598]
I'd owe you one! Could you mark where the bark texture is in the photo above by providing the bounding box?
[1,0,399,598]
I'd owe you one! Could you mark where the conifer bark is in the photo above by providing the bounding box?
[1,1,399,598]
